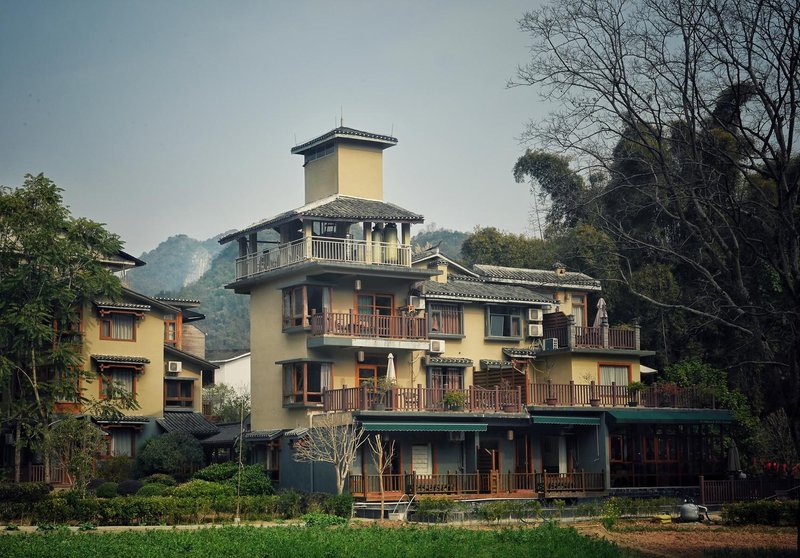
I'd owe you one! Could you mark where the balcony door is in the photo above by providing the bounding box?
[357,293,394,337]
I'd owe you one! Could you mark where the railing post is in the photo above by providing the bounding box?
[361,384,368,411]
[601,316,609,348]
[417,384,423,411]
[569,380,575,406]
[517,385,522,409]
[494,385,500,411]
[611,381,617,407]
[633,317,640,350]
[567,315,576,348]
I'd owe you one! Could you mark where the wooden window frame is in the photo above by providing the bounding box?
[282,285,331,330]
[164,379,194,408]
[164,313,182,347]
[282,361,333,406]
[98,366,138,402]
[99,311,139,342]
[428,302,463,337]
[570,293,587,327]
[485,305,523,340]
[597,362,632,385]
[355,292,395,317]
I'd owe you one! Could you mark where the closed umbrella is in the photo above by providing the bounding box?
[727,441,741,474]
[386,353,396,384]
[593,297,608,327]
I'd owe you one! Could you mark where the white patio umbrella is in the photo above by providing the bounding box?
[593,297,608,327]
[727,441,741,474]
[386,353,396,383]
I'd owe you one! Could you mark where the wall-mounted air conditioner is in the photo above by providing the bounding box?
[527,323,544,338]
[543,338,559,351]
[167,361,182,374]
[527,308,543,322]
[448,431,465,442]
[408,295,425,310]
[429,339,445,354]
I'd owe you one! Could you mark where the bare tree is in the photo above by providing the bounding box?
[293,413,366,495]
[368,434,396,521]
[513,0,800,445]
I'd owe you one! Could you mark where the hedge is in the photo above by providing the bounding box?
[722,500,799,526]
[0,482,52,503]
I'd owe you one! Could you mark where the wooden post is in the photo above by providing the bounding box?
[361,384,369,411]
[569,380,575,406]
[699,475,705,505]
[611,381,617,407]
[494,385,500,411]
[417,384,423,411]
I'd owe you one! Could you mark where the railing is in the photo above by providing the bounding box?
[349,471,606,498]
[323,384,523,413]
[699,476,799,505]
[25,464,70,485]
[530,380,718,409]
[235,237,412,280]
[310,311,428,340]
[542,325,638,350]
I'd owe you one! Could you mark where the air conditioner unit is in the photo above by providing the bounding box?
[527,307,543,322]
[408,295,425,310]
[167,361,182,374]
[448,431,465,442]
[429,339,446,354]
[543,338,559,351]
[527,323,544,338]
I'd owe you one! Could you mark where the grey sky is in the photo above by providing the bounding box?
[0,1,544,257]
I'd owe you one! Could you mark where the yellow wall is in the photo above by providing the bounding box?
[533,352,641,384]
[303,142,384,204]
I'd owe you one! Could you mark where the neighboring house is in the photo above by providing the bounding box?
[1,254,219,484]
[221,126,733,499]
[208,350,251,394]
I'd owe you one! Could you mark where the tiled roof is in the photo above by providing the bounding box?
[503,348,537,359]
[157,411,219,437]
[94,301,151,312]
[164,345,219,370]
[201,423,244,445]
[91,354,151,365]
[284,427,308,438]
[93,415,151,424]
[154,297,201,305]
[417,278,555,304]
[426,357,473,367]
[291,127,397,154]
[479,359,514,370]
[207,350,251,363]
[473,264,601,290]
[219,195,424,243]
[244,429,284,442]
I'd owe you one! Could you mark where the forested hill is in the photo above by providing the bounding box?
[124,227,467,352]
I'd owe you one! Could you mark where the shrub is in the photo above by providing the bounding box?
[193,462,238,482]
[323,493,353,518]
[477,500,541,523]
[170,479,235,498]
[276,489,303,518]
[228,465,273,496]
[136,433,204,480]
[413,497,465,522]
[117,479,144,496]
[136,483,168,497]
[87,478,107,493]
[142,473,177,486]
[722,500,799,526]
[0,482,52,503]
[96,482,119,499]
[302,512,348,527]
[97,456,135,482]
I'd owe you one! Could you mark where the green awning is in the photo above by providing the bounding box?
[607,409,734,424]
[531,415,600,426]
[361,422,487,432]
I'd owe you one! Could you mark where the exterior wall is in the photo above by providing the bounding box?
[174,361,205,414]
[214,355,251,394]
[303,142,384,203]
[181,324,206,358]
[304,153,338,203]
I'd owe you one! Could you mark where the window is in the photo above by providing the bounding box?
[428,367,464,391]
[109,428,135,457]
[283,362,332,406]
[571,294,586,327]
[282,285,331,329]
[357,293,393,317]
[100,313,136,341]
[486,306,522,338]
[164,314,180,345]
[165,379,194,407]
[428,303,463,336]
[100,368,135,400]
[600,364,630,386]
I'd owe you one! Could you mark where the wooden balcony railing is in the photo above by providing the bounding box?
[542,325,638,350]
[235,237,412,280]
[699,476,798,505]
[530,380,718,409]
[349,470,605,498]
[25,464,70,486]
[323,384,523,413]
[310,311,428,340]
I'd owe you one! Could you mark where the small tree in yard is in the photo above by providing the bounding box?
[136,432,204,480]
[203,383,250,423]
[368,433,395,521]
[48,416,107,497]
[292,413,366,495]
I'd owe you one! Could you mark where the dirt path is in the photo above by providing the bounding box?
[573,521,798,558]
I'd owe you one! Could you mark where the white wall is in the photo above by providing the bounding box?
[212,353,251,394]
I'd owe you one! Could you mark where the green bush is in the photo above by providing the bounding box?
[477,500,541,523]
[413,496,465,522]
[142,473,177,486]
[170,479,235,498]
[0,482,52,503]
[193,462,239,482]
[96,482,119,499]
[302,512,348,527]
[722,500,799,526]
[96,456,135,482]
[86,478,107,493]
[136,483,168,497]
[117,479,144,496]
[136,433,204,480]
[229,465,273,496]
[276,489,303,518]
[323,493,353,518]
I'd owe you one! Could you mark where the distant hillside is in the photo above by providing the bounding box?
[128,227,469,352]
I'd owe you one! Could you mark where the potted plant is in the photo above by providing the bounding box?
[443,390,467,411]
[371,376,396,411]
[589,380,600,407]
[627,381,645,406]
[499,379,518,411]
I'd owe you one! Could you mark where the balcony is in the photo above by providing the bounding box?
[308,311,429,350]
[322,385,524,413]
[530,381,718,409]
[543,324,640,351]
[235,237,412,281]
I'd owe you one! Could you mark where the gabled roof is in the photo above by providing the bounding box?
[95,288,181,315]
[91,354,151,366]
[157,411,219,437]
[219,195,424,244]
[412,249,478,278]
[415,278,555,305]
[165,345,219,370]
[201,423,244,445]
[208,350,251,364]
[473,264,601,291]
[291,126,397,155]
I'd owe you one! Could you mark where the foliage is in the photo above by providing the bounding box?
[752,409,799,476]
[135,432,204,480]
[275,489,303,518]
[413,497,466,522]
[142,473,177,486]
[461,227,557,268]
[48,416,108,497]
[302,512,348,527]
[601,498,622,530]
[97,456,135,483]
[411,224,469,259]
[476,500,541,523]
[134,483,168,497]
[193,461,239,482]
[170,479,235,498]
[0,174,135,482]
[0,482,52,502]
[292,414,366,495]
[322,493,353,518]
[202,383,250,423]
[86,478,107,493]
[443,391,467,409]
[95,482,119,499]
[117,479,143,496]
[234,464,274,496]
[0,524,636,557]
[722,500,799,527]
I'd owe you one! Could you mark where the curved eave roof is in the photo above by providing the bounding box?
[220,195,424,244]
[473,264,601,291]
[291,127,397,154]
[417,279,555,304]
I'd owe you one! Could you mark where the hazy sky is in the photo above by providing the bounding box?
[0,1,546,257]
